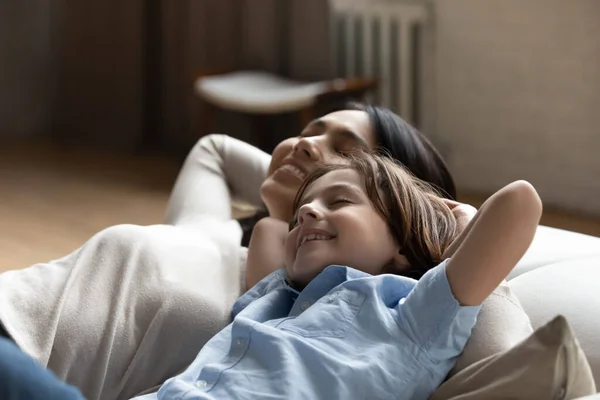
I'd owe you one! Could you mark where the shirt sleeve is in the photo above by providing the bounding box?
[164,134,271,226]
[231,269,286,317]
[395,259,482,363]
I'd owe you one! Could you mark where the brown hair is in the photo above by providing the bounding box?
[291,151,458,279]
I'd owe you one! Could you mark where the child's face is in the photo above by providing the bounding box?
[285,168,401,286]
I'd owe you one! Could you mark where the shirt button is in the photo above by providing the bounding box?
[195,380,208,390]
[235,338,245,347]
[301,301,311,311]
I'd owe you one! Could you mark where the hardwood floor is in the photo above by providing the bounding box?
[1,140,599,273]
[0,140,180,271]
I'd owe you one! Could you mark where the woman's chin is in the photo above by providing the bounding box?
[260,178,299,219]
[262,175,301,194]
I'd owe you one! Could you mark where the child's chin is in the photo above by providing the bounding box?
[286,264,326,286]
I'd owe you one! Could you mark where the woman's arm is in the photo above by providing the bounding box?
[164,134,271,226]
[245,217,289,289]
[445,181,542,306]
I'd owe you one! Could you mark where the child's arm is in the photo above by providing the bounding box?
[245,217,288,290]
[445,181,542,306]
[442,202,480,260]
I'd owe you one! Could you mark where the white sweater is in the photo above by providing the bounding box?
[0,135,270,400]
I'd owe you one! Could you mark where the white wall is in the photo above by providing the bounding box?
[0,1,57,139]
[434,0,600,215]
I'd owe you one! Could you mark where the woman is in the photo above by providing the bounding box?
[165,103,455,230]
[0,105,520,400]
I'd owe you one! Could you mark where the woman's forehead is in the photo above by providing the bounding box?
[320,110,375,148]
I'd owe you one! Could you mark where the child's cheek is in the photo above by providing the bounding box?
[283,230,299,268]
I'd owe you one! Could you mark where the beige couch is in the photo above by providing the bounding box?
[508,226,600,386]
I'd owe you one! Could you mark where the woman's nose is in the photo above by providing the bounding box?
[293,137,322,162]
[297,203,322,225]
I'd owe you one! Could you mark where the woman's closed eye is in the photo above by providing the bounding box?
[332,130,367,156]
[332,146,353,157]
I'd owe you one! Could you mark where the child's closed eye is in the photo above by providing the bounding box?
[330,197,353,207]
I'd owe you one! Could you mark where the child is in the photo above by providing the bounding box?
[0,151,541,400]
[146,151,542,400]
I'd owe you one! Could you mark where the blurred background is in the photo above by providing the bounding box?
[1,0,599,270]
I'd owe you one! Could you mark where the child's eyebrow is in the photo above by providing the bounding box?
[290,182,362,229]
[297,183,362,208]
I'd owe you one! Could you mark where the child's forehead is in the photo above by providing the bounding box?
[300,169,365,201]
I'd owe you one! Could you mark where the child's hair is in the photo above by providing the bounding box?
[291,151,458,279]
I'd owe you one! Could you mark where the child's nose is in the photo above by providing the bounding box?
[298,203,321,224]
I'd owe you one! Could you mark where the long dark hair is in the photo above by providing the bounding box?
[346,103,456,200]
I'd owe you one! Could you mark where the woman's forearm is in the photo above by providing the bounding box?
[165,134,270,226]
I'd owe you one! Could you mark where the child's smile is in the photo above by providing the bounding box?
[297,230,335,249]
[284,168,401,287]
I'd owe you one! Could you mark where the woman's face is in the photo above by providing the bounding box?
[260,110,376,221]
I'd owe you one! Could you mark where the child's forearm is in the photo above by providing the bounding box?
[245,217,288,290]
[446,181,542,306]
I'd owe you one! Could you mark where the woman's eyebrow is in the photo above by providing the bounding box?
[336,129,368,148]
[306,119,326,133]
[309,120,368,148]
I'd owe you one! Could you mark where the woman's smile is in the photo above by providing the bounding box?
[275,164,306,181]
[272,159,309,183]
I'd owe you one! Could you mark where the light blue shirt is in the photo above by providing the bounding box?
[136,260,480,400]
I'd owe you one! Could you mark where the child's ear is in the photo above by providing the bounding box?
[381,251,411,275]
[393,251,411,270]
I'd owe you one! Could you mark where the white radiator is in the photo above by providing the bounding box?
[330,0,430,125]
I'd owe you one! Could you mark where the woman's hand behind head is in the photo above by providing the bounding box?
[442,199,478,235]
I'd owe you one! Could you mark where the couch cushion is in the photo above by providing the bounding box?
[509,257,600,387]
[451,282,533,375]
[509,226,600,280]
[431,316,596,400]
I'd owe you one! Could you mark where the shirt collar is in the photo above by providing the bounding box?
[281,265,371,298]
